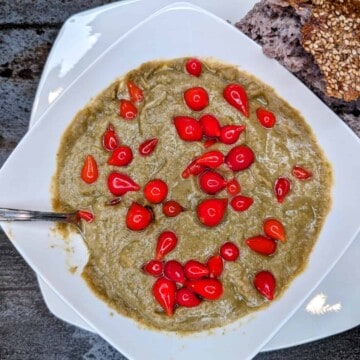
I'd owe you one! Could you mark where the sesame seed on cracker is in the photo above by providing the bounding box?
[300,0,360,101]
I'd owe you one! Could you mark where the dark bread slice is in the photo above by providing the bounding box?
[236,0,359,120]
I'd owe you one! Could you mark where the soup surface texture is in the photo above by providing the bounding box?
[53,58,332,332]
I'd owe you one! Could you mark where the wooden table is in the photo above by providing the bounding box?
[1,1,359,359]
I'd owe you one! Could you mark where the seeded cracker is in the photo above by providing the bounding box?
[301,0,360,101]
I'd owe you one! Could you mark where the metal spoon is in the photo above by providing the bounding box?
[0,207,84,236]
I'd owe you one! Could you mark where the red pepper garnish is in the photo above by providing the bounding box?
[207,255,223,278]
[220,242,240,261]
[292,165,312,180]
[219,125,245,145]
[185,58,202,77]
[184,260,209,280]
[107,172,140,196]
[143,259,164,277]
[176,288,201,307]
[230,195,253,212]
[155,231,178,260]
[264,218,286,242]
[186,278,223,300]
[162,200,183,217]
[197,198,228,227]
[256,108,276,128]
[174,116,203,142]
[107,146,133,167]
[181,158,206,179]
[254,271,276,301]
[139,138,158,156]
[184,87,209,111]
[127,81,144,103]
[226,178,241,195]
[102,123,119,151]
[119,99,137,120]
[195,150,224,169]
[199,114,221,138]
[198,171,227,195]
[81,155,98,184]
[203,139,217,148]
[152,277,176,316]
[164,260,185,284]
[246,236,277,256]
[225,145,255,171]
[126,202,153,231]
[274,177,291,203]
[223,83,249,117]
[77,210,95,223]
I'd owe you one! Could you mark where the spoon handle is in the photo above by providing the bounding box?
[0,207,76,224]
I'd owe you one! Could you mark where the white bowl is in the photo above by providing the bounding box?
[1,3,360,359]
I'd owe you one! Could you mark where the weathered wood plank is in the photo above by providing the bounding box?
[0,1,117,25]
[0,28,58,166]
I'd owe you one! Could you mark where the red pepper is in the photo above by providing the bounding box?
[102,123,119,151]
[77,210,95,223]
[174,116,203,142]
[274,177,291,203]
[220,242,240,261]
[176,288,201,307]
[185,58,202,77]
[263,218,286,242]
[143,259,164,277]
[226,178,241,195]
[254,271,276,301]
[107,172,140,196]
[207,255,223,278]
[139,138,158,156]
[230,195,253,212]
[184,260,209,280]
[127,81,144,103]
[197,198,228,227]
[164,260,185,284]
[152,277,176,316]
[186,278,223,300]
[119,99,137,120]
[107,146,133,167]
[162,200,183,217]
[246,236,277,256]
[143,179,168,204]
[198,171,227,195]
[292,165,312,180]
[219,125,245,144]
[181,158,206,179]
[184,87,209,111]
[195,150,224,169]
[81,155,98,184]
[126,202,153,231]
[225,145,255,171]
[203,139,217,148]
[155,231,178,260]
[223,83,249,117]
[256,108,276,128]
[199,114,221,138]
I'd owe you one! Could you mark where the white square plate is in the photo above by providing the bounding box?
[1,3,360,359]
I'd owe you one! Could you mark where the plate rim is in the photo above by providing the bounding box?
[30,0,360,352]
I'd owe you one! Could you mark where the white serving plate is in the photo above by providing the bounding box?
[1,2,360,359]
[29,0,360,352]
